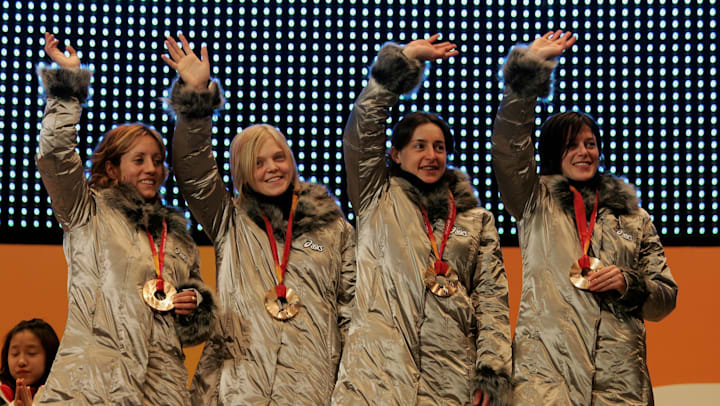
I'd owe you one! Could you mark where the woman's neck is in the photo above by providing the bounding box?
[567,172,601,191]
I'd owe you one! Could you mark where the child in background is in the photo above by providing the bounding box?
[0,319,59,405]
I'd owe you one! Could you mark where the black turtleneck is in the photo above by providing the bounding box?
[391,165,448,195]
[244,184,296,220]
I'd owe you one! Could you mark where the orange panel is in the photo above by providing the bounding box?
[0,244,717,387]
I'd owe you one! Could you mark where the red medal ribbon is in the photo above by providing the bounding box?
[146,219,167,292]
[570,186,599,269]
[420,191,457,276]
[261,193,299,299]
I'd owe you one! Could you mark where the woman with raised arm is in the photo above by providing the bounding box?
[162,34,356,405]
[34,33,216,405]
[492,31,678,405]
[331,35,512,406]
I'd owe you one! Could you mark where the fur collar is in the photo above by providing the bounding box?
[101,184,194,246]
[546,173,640,217]
[241,182,344,241]
[393,168,480,221]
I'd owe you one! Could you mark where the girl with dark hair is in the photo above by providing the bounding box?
[492,30,678,405]
[162,34,356,405]
[332,35,512,406]
[0,319,59,405]
[33,33,216,405]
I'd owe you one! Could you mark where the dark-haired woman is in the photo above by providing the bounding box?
[34,33,215,405]
[332,35,512,406]
[492,31,678,405]
[0,319,59,405]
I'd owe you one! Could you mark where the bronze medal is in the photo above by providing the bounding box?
[260,193,302,320]
[420,191,458,298]
[568,186,601,291]
[264,286,301,320]
[569,256,604,290]
[423,263,459,297]
[142,278,176,312]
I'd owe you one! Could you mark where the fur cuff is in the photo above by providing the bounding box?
[474,366,513,406]
[502,46,557,99]
[615,268,650,312]
[174,280,217,347]
[370,43,424,95]
[167,78,224,119]
[37,66,91,101]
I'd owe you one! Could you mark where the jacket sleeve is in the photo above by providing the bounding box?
[470,210,513,406]
[336,220,357,345]
[344,43,424,216]
[35,67,94,229]
[616,210,678,321]
[174,244,217,347]
[491,46,556,220]
[168,79,231,242]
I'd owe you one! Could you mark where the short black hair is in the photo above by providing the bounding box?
[0,319,59,392]
[538,111,602,175]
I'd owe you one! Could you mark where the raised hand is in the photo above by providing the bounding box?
[44,32,81,69]
[162,33,210,90]
[528,30,577,60]
[402,33,459,62]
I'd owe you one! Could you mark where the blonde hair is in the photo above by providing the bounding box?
[89,123,167,189]
[230,124,299,203]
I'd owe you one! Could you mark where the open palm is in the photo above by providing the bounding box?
[528,30,577,60]
[403,33,459,62]
[162,33,210,90]
[44,32,81,68]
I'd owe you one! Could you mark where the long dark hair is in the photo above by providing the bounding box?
[0,319,59,392]
[538,111,602,175]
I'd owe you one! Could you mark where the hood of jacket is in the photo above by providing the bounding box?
[392,168,480,222]
[546,173,640,218]
[240,181,345,241]
[101,183,195,249]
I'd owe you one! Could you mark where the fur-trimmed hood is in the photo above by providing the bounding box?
[241,181,344,241]
[393,168,480,221]
[101,183,195,248]
[546,173,640,217]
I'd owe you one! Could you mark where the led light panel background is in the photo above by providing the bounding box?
[0,0,717,245]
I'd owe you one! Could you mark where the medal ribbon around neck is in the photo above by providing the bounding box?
[420,191,457,276]
[261,193,299,299]
[570,186,599,269]
[146,219,168,291]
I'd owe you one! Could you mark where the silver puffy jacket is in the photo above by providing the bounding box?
[168,80,356,405]
[35,68,215,405]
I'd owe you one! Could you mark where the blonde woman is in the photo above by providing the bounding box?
[34,33,215,405]
[162,34,356,405]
